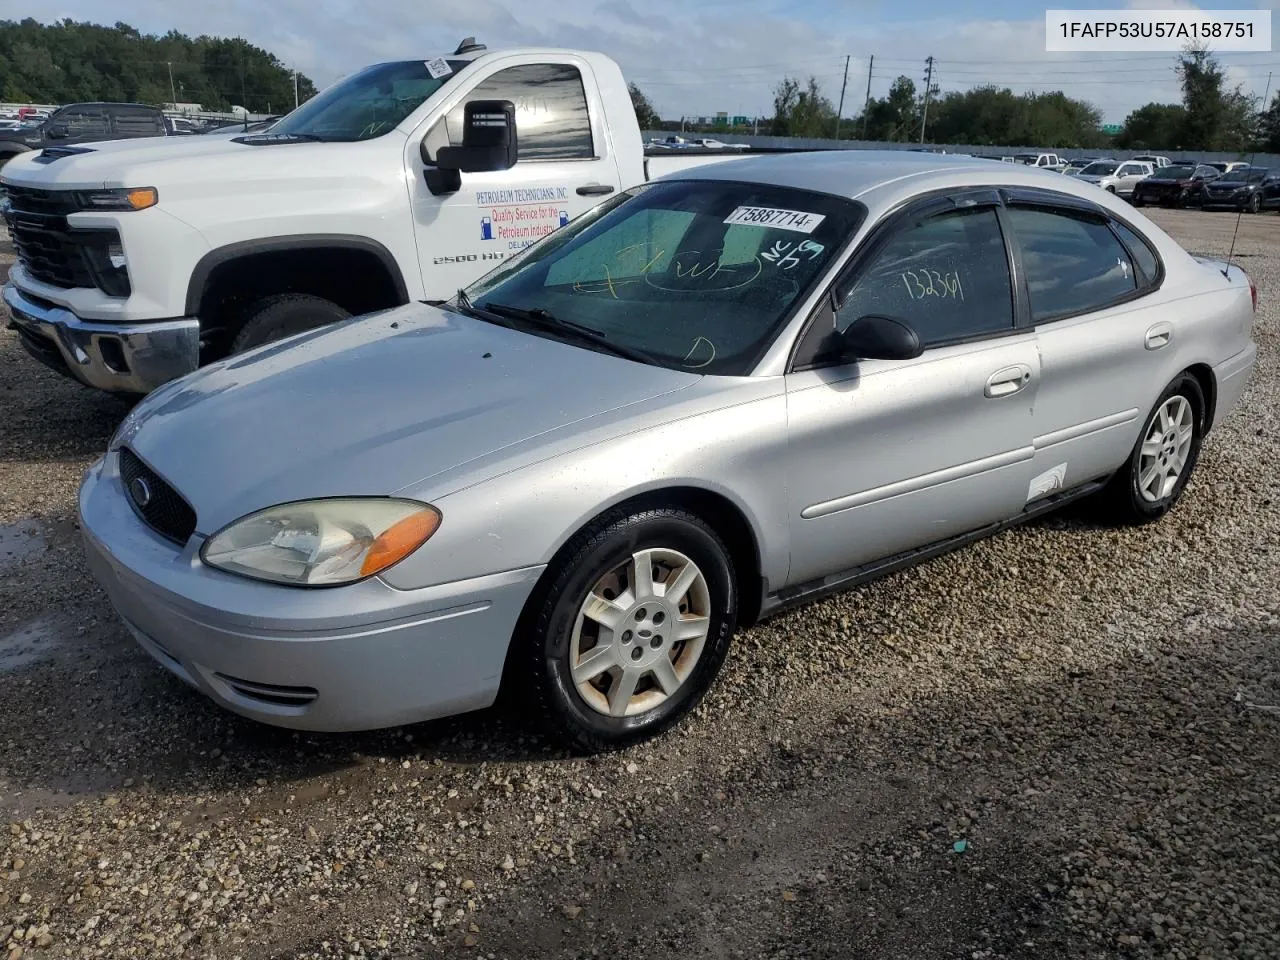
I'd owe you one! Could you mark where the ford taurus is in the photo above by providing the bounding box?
[80,152,1258,751]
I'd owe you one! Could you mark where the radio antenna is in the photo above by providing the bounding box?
[1222,69,1272,278]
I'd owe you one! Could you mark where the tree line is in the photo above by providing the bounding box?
[633,49,1280,154]
[0,18,317,114]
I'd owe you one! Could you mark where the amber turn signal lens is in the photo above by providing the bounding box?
[360,507,441,577]
[126,187,159,210]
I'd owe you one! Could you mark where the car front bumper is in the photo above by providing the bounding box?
[4,282,199,394]
[79,453,544,731]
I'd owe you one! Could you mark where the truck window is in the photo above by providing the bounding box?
[440,64,594,160]
[112,108,165,138]
[56,106,110,138]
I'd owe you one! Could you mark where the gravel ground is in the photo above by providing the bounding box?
[0,209,1277,960]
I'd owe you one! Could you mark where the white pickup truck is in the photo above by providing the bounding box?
[1,39,740,394]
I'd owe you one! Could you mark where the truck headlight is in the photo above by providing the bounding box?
[79,187,158,211]
[201,498,441,587]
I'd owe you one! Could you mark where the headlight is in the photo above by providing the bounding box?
[78,187,158,211]
[201,498,441,587]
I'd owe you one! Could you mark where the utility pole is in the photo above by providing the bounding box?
[293,70,299,110]
[920,55,935,145]
[166,62,177,108]
[834,55,850,139]
[861,55,874,140]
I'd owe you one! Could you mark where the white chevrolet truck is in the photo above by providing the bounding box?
[1,39,738,393]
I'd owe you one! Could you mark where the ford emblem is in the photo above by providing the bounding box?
[130,476,153,508]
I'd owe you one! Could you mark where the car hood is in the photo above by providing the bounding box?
[116,303,702,534]
[0,133,364,190]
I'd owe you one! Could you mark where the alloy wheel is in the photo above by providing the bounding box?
[569,548,711,717]
[1137,395,1195,503]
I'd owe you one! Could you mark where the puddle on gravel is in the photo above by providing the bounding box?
[0,618,62,674]
[0,517,79,570]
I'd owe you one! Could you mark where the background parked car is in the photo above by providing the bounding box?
[0,101,167,167]
[1072,159,1154,197]
[1132,154,1172,168]
[1204,161,1250,177]
[1132,163,1220,208]
[1199,166,1280,213]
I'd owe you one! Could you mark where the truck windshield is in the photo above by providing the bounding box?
[271,59,465,142]
[461,180,863,375]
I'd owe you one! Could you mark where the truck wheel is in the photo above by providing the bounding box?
[231,294,350,354]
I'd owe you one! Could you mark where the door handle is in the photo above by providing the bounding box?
[985,364,1033,399]
[576,184,615,196]
[1145,322,1173,350]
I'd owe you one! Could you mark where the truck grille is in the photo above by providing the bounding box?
[117,447,198,545]
[2,185,125,293]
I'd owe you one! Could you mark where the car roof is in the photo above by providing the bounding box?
[669,150,1139,208]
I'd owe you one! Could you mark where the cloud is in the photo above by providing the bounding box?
[9,1,1273,124]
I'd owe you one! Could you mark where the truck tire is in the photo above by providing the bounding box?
[231,294,351,354]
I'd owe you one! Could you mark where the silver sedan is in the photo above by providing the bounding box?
[81,152,1258,751]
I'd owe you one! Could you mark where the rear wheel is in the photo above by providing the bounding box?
[517,507,737,752]
[1106,185,1117,194]
[1101,373,1204,524]
[230,294,350,354]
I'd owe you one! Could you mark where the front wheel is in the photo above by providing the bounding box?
[231,294,351,354]
[1101,373,1204,524]
[1247,193,1261,214]
[517,507,737,752]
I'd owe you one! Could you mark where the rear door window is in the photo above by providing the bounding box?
[1005,206,1138,322]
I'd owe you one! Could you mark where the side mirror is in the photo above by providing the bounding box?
[424,99,517,197]
[45,122,69,139]
[838,315,923,361]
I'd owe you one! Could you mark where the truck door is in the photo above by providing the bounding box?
[406,59,624,299]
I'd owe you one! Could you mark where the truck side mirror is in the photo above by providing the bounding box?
[424,99,518,197]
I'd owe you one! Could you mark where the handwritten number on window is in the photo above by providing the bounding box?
[760,238,824,271]
[901,268,964,301]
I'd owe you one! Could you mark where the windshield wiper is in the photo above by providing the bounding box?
[478,302,654,364]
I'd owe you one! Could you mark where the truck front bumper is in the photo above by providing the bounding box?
[4,283,199,394]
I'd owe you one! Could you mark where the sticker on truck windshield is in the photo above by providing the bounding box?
[723,206,825,233]
[425,57,453,79]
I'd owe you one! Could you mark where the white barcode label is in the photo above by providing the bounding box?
[425,57,453,79]
[723,205,825,233]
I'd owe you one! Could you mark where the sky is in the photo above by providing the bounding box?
[3,0,1279,125]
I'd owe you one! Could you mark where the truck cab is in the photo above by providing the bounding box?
[2,40,718,394]
[0,102,168,168]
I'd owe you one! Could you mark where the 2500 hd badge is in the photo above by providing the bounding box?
[432,252,507,265]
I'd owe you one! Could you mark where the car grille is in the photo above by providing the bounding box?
[117,447,198,545]
[2,185,124,292]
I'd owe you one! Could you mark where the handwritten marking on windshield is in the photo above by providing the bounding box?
[901,268,964,301]
[760,239,825,270]
[681,336,717,368]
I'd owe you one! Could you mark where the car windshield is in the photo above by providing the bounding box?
[1242,168,1268,182]
[1153,165,1196,180]
[462,179,863,375]
[1081,161,1119,175]
[271,59,464,142]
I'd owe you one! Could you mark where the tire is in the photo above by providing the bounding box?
[1101,373,1205,525]
[1132,194,1145,207]
[1247,193,1261,214]
[1106,185,1117,194]
[516,507,738,753]
[230,294,350,354]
